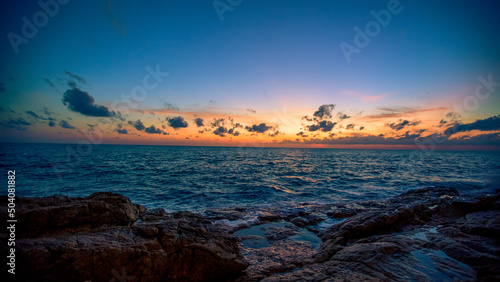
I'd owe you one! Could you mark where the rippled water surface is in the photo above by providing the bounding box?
[1,143,499,211]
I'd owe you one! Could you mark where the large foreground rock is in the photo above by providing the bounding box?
[0,192,248,281]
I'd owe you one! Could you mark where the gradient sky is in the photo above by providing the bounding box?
[1,0,499,149]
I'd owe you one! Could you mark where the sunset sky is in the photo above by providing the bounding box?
[1,0,499,149]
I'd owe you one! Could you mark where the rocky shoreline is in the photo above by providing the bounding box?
[2,187,499,281]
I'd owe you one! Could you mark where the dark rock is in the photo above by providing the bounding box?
[139,208,169,221]
[259,187,499,281]
[290,217,308,228]
[327,207,357,218]
[4,192,248,282]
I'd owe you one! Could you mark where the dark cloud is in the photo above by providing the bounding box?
[59,120,75,129]
[0,118,31,130]
[302,115,315,122]
[247,108,256,114]
[145,125,161,134]
[26,110,43,119]
[163,102,179,111]
[213,126,228,137]
[210,118,226,128]
[385,119,421,131]
[128,119,146,131]
[25,111,54,121]
[337,113,350,120]
[445,112,461,121]
[268,129,280,137]
[194,118,204,127]
[228,128,240,136]
[209,99,216,105]
[345,124,355,130]
[446,133,500,146]
[313,104,335,120]
[245,123,273,133]
[44,78,55,88]
[281,130,500,147]
[0,82,5,92]
[116,128,127,134]
[62,87,115,117]
[306,120,336,132]
[297,131,309,137]
[87,124,96,131]
[213,125,241,137]
[48,121,55,127]
[359,126,365,130]
[64,70,87,85]
[444,115,500,136]
[167,116,188,129]
[145,125,164,134]
[114,111,126,121]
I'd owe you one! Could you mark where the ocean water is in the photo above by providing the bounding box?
[1,143,499,212]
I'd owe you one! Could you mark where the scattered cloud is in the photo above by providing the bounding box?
[247,108,256,114]
[64,70,87,85]
[116,128,128,134]
[445,112,461,121]
[145,125,164,134]
[313,104,335,120]
[0,118,31,130]
[25,110,54,121]
[228,128,240,136]
[48,121,55,127]
[59,120,75,129]
[213,126,228,137]
[62,87,115,117]
[0,83,5,92]
[444,115,500,136]
[337,112,350,120]
[345,124,355,130]
[385,119,421,131]
[128,119,146,131]
[166,116,188,129]
[194,118,204,127]
[245,123,273,133]
[306,120,336,132]
[163,102,180,111]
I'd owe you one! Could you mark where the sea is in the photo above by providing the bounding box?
[1,143,499,212]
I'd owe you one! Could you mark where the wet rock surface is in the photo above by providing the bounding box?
[208,187,500,281]
[0,192,247,282]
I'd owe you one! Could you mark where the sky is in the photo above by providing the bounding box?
[1,0,499,149]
